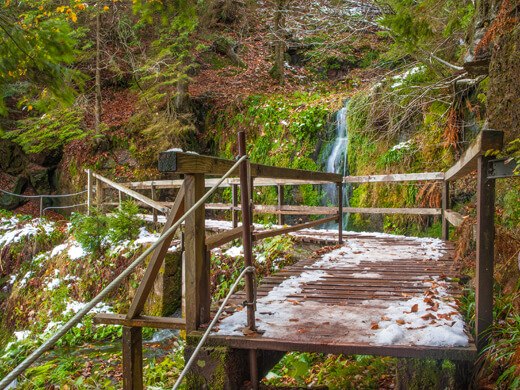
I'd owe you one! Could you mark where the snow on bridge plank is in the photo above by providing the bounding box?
[208,229,476,361]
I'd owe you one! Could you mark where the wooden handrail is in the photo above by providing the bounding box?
[344,172,444,183]
[253,215,338,241]
[445,130,503,182]
[90,172,170,214]
[158,150,342,183]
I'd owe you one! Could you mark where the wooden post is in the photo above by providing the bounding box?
[184,173,210,331]
[151,184,158,225]
[441,180,450,240]
[96,178,104,211]
[238,131,256,332]
[337,183,343,244]
[118,190,123,208]
[232,184,238,228]
[475,155,495,352]
[277,185,285,226]
[39,196,43,218]
[122,326,143,390]
[87,169,93,215]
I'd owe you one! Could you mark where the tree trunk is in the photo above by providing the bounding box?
[270,0,287,84]
[94,8,102,133]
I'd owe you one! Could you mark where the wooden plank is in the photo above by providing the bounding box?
[126,185,185,319]
[444,209,465,227]
[344,172,445,183]
[442,181,450,240]
[475,156,495,352]
[206,226,244,250]
[184,174,210,331]
[91,172,170,214]
[445,130,504,182]
[122,326,143,390]
[253,215,338,241]
[158,150,342,182]
[96,177,104,210]
[277,185,284,225]
[86,169,93,215]
[338,183,343,244]
[253,205,337,215]
[94,313,186,329]
[232,184,238,228]
[344,207,441,215]
[207,335,477,361]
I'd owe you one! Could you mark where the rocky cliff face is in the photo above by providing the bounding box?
[466,0,520,141]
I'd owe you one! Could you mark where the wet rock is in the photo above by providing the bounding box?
[0,174,28,210]
[0,139,27,175]
[27,164,51,195]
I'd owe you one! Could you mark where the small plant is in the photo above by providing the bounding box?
[70,209,108,254]
[106,200,144,244]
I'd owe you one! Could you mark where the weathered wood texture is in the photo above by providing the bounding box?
[445,130,504,181]
[122,326,143,390]
[442,181,450,240]
[206,226,245,250]
[184,174,210,331]
[158,150,342,182]
[126,185,185,319]
[344,172,444,183]
[91,172,170,213]
[208,232,475,361]
[277,185,284,225]
[475,156,495,352]
[94,313,186,329]
[345,207,441,215]
[253,215,338,241]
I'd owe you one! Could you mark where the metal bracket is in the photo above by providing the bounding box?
[487,159,518,179]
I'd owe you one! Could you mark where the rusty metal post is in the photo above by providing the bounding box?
[277,185,285,225]
[337,183,343,244]
[39,196,43,218]
[476,155,495,352]
[232,184,238,228]
[442,180,450,240]
[238,131,256,332]
[238,131,258,389]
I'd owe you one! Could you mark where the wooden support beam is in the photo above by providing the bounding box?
[253,205,338,215]
[96,177,104,210]
[126,185,185,319]
[94,313,186,329]
[338,183,343,244]
[122,326,143,390]
[151,184,158,225]
[158,150,342,183]
[253,215,338,241]
[344,172,445,183]
[206,226,245,250]
[232,184,239,228]
[475,156,495,352]
[442,181,450,240]
[344,207,441,215]
[277,185,285,225]
[445,130,504,182]
[184,174,210,331]
[91,172,170,214]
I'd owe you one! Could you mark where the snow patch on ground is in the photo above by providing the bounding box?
[352,272,381,278]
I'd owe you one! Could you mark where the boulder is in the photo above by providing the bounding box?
[0,139,27,175]
[0,174,28,210]
[27,164,51,195]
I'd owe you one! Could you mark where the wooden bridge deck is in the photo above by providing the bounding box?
[208,231,476,361]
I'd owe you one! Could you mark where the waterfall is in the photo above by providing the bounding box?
[323,100,350,229]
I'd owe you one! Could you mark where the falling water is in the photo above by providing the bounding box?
[323,100,350,229]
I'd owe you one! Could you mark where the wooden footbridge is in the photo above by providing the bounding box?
[1,130,514,389]
[82,129,515,389]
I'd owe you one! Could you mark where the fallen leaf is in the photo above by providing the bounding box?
[421,313,437,321]
[396,319,406,325]
[381,316,391,321]
[370,322,379,330]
